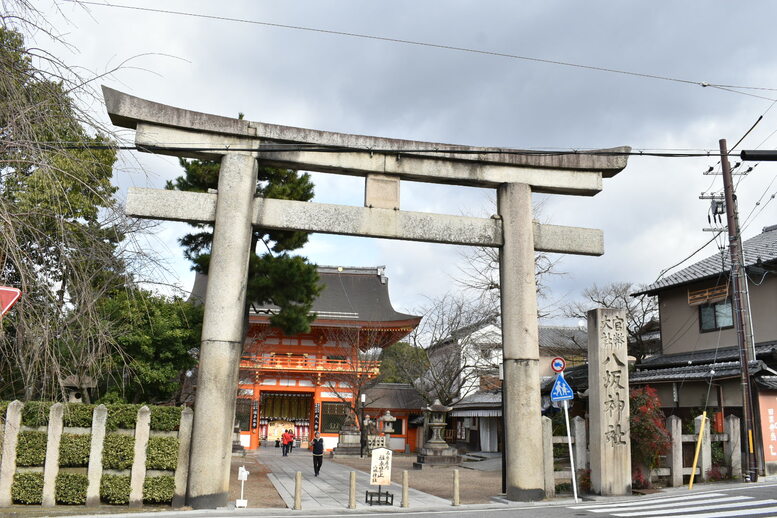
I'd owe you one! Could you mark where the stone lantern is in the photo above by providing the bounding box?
[413,399,460,468]
[380,410,397,448]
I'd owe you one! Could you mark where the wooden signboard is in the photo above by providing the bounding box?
[369,447,392,486]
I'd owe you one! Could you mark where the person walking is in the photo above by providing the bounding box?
[281,429,291,456]
[311,432,324,476]
[288,429,295,454]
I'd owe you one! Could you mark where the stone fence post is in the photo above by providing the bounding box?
[694,415,711,482]
[572,416,587,470]
[541,416,554,498]
[724,415,742,479]
[42,403,64,506]
[0,401,23,506]
[667,415,682,487]
[173,407,194,507]
[86,405,108,506]
[129,406,151,508]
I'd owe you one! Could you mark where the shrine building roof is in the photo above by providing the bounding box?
[191,266,420,327]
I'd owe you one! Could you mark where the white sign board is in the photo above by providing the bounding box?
[370,447,392,486]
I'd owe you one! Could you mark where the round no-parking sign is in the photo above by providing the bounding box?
[550,357,566,373]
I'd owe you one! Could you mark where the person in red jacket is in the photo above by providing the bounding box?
[281,430,291,456]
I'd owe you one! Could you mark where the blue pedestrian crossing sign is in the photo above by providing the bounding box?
[550,373,574,401]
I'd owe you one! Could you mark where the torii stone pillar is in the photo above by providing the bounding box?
[101,86,629,507]
[499,182,544,499]
[186,153,258,508]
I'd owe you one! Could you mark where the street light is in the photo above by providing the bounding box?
[360,393,367,458]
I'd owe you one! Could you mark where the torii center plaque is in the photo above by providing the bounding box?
[102,86,629,508]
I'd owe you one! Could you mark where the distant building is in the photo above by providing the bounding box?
[191,266,420,451]
[628,224,777,474]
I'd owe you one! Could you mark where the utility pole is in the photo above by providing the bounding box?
[720,138,759,482]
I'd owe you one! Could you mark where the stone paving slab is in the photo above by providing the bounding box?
[257,448,450,510]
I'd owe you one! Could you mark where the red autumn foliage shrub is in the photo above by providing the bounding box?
[630,386,671,477]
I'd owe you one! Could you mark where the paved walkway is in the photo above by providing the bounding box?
[256,447,450,510]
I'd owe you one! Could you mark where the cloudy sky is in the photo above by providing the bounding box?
[31,1,777,321]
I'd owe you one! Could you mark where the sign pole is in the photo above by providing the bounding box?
[563,399,579,503]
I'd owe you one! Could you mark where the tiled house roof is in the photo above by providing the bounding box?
[638,224,777,295]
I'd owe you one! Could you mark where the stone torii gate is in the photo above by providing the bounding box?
[102,86,629,508]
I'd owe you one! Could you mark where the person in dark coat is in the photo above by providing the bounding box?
[311,432,324,476]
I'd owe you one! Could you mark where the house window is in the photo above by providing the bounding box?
[699,299,734,332]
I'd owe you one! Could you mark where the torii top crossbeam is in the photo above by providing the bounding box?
[103,86,628,195]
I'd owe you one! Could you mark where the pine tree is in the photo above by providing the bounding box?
[167,159,321,334]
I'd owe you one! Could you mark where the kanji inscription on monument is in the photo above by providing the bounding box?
[588,308,631,495]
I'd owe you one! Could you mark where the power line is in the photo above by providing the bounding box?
[75,1,777,101]
[7,142,752,158]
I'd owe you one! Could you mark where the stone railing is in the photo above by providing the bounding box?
[540,413,742,495]
[541,415,587,498]
[654,414,741,486]
[367,435,387,450]
[0,401,193,508]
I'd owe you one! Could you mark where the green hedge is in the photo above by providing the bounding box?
[146,436,178,471]
[100,474,130,505]
[21,401,52,427]
[2,401,185,431]
[143,475,175,504]
[102,434,134,470]
[16,431,47,466]
[150,406,182,432]
[12,472,43,504]
[62,403,95,427]
[55,473,88,505]
[59,433,91,467]
[106,404,141,431]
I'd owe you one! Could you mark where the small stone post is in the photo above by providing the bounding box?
[86,405,108,506]
[452,469,460,506]
[294,471,302,510]
[588,308,631,496]
[42,403,64,506]
[694,414,711,482]
[0,401,23,507]
[348,472,356,509]
[129,406,151,508]
[667,415,683,487]
[401,470,409,508]
[725,415,742,479]
[572,416,587,471]
[173,407,194,508]
[541,416,555,498]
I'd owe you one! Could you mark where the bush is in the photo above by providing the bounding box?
[102,434,134,469]
[706,465,727,481]
[12,472,43,504]
[62,403,95,427]
[143,475,175,504]
[106,404,141,431]
[21,401,52,427]
[100,474,130,505]
[16,431,47,466]
[146,436,179,470]
[0,401,8,419]
[632,467,650,489]
[55,472,88,504]
[59,433,91,467]
[630,386,670,477]
[150,406,181,432]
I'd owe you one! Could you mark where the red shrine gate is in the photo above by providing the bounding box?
[192,266,420,451]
